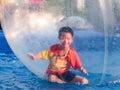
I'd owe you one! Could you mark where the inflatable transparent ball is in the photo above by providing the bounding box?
[1,0,93,79]
[1,0,120,84]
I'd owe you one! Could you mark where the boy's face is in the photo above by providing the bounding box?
[59,32,73,49]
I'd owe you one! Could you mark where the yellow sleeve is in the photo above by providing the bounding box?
[38,48,49,60]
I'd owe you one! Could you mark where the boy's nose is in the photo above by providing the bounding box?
[64,39,68,43]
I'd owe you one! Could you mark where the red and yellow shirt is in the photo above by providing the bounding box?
[38,44,82,75]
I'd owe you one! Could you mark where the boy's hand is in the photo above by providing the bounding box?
[27,53,36,60]
[79,67,88,75]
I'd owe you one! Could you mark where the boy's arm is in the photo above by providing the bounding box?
[27,48,50,60]
[27,53,41,60]
[78,67,88,75]
[69,48,88,75]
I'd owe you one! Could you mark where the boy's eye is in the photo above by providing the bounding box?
[60,33,73,40]
[60,37,71,40]
[60,37,65,40]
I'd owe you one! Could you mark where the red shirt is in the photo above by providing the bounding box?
[46,44,82,75]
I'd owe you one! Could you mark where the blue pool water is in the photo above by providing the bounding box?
[0,30,120,90]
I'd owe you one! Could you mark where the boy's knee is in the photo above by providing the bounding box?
[48,74,65,84]
[48,75,56,82]
[81,78,88,84]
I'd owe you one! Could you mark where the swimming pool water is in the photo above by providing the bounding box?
[0,30,120,90]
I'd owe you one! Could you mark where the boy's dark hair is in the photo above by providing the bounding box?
[58,26,73,38]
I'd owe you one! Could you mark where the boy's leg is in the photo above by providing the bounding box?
[48,74,65,84]
[71,75,88,84]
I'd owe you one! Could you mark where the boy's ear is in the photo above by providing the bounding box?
[72,37,74,42]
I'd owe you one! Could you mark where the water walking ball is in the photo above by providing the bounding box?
[2,1,119,84]
[1,0,93,79]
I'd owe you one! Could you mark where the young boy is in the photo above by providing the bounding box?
[27,26,88,84]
